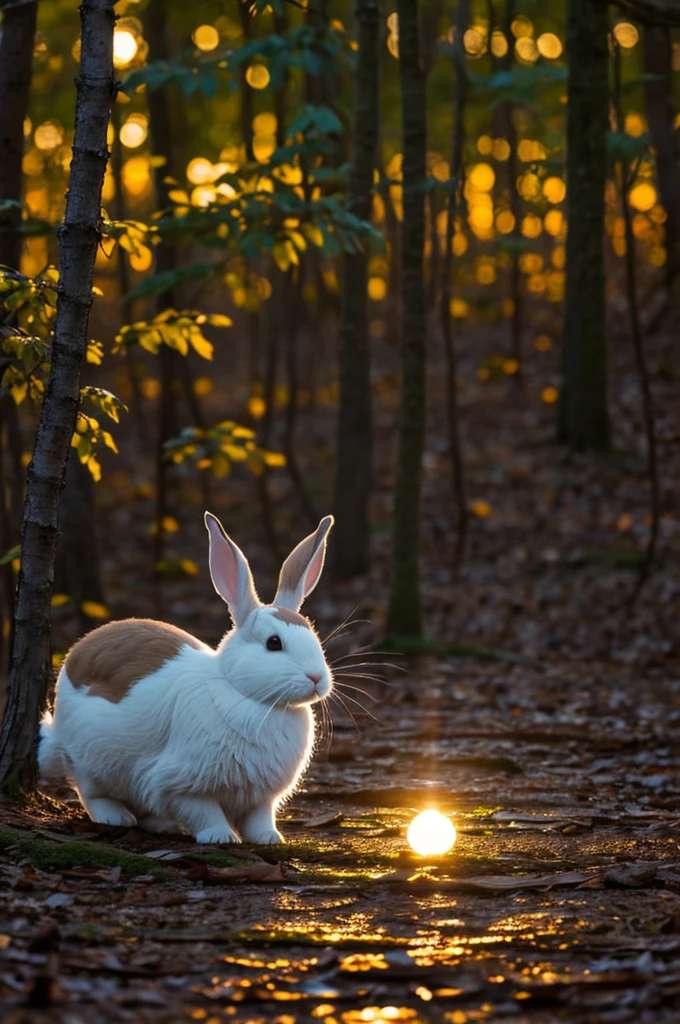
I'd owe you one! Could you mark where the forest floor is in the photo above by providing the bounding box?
[2,305,680,1022]
[1,658,680,1023]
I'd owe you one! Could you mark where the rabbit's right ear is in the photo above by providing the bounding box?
[204,513,260,626]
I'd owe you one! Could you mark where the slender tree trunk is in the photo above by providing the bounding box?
[56,452,105,632]
[0,0,116,790]
[0,0,36,697]
[440,0,469,574]
[643,25,680,303]
[0,0,36,272]
[559,0,609,451]
[614,46,660,600]
[143,0,183,580]
[498,0,522,373]
[333,0,380,580]
[387,0,427,637]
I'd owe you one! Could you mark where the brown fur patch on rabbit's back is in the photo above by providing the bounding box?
[65,619,202,703]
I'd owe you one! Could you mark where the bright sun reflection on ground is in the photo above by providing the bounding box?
[407,810,456,855]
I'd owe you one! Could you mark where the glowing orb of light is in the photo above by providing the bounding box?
[113,29,138,69]
[407,810,457,856]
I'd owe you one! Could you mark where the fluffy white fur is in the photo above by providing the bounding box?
[39,514,335,845]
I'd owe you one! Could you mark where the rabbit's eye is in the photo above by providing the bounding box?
[266,635,283,651]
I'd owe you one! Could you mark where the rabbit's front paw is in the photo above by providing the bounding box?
[195,826,242,845]
[251,828,285,845]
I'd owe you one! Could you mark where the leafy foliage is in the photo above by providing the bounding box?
[164,421,286,479]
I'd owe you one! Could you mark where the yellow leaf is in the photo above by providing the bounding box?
[207,313,233,328]
[162,516,180,532]
[91,285,104,297]
[102,430,118,453]
[224,443,248,462]
[86,456,102,481]
[289,230,307,252]
[180,559,200,577]
[303,223,324,247]
[51,593,71,607]
[189,332,214,360]
[168,189,190,204]
[272,242,291,272]
[11,382,28,405]
[81,600,109,619]
[263,450,286,468]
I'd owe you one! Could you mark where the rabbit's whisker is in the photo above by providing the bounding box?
[328,691,360,730]
[330,689,379,722]
[333,682,379,703]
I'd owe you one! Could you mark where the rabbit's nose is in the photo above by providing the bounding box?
[307,673,322,688]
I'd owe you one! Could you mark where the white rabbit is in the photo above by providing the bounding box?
[39,513,334,844]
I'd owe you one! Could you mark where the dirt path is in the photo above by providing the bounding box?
[2,657,680,1022]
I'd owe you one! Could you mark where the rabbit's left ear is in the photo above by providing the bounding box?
[273,515,334,611]
[205,512,260,626]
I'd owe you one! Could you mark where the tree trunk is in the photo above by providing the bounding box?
[0,0,116,790]
[333,0,380,580]
[386,0,427,637]
[643,25,680,301]
[56,451,106,633]
[440,0,469,574]
[0,0,37,272]
[143,0,183,582]
[559,0,610,452]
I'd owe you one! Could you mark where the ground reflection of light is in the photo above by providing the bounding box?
[407,810,456,855]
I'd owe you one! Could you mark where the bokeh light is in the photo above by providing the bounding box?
[119,114,147,149]
[245,64,270,89]
[613,22,639,49]
[537,33,563,59]
[192,25,219,51]
[407,810,456,856]
[34,121,63,152]
[113,29,138,69]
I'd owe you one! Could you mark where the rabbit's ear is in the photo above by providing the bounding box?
[273,515,334,611]
[205,512,260,626]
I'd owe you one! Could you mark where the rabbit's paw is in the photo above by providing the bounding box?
[251,828,285,845]
[87,798,137,828]
[195,825,242,845]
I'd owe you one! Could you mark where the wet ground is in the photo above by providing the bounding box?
[2,657,680,1023]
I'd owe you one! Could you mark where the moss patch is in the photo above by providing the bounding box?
[0,825,172,879]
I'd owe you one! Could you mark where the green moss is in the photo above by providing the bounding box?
[0,825,172,879]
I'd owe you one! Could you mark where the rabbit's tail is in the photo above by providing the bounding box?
[38,712,65,779]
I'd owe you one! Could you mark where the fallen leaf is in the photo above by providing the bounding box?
[303,811,345,828]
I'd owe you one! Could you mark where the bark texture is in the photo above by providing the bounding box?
[559,0,609,452]
[0,0,37,271]
[333,0,380,580]
[440,0,469,574]
[0,0,116,789]
[387,0,426,636]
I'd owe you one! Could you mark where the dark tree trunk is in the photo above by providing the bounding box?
[0,0,36,698]
[56,452,105,633]
[440,0,469,574]
[559,0,610,452]
[387,0,427,637]
[643,25,680,300]
[143,0,184,581]
[497,0,522,372]
[0,0,116,790]
[333,0,380,580]
[0,0,36,272]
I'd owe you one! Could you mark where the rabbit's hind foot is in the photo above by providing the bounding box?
[82,796,137,828]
